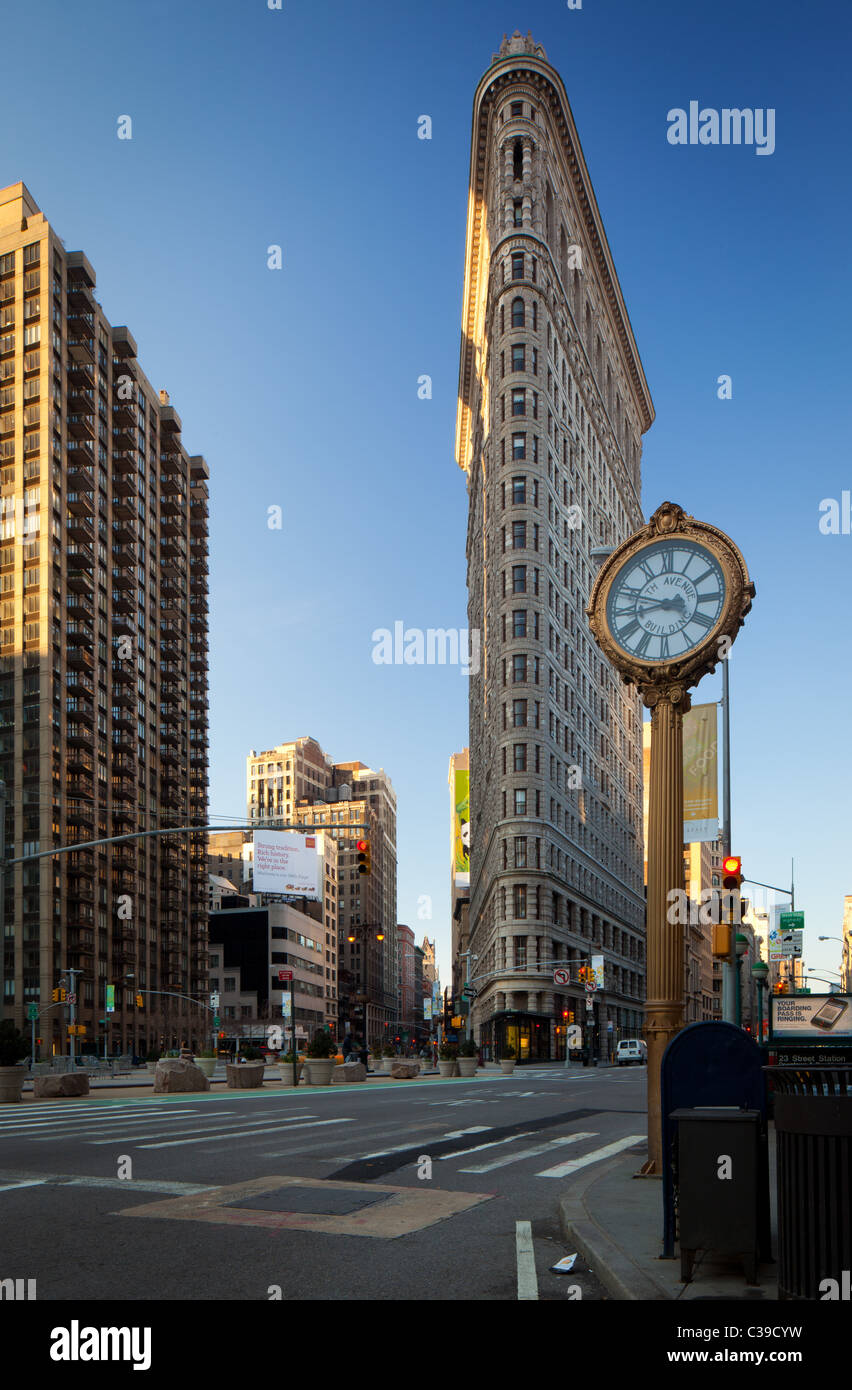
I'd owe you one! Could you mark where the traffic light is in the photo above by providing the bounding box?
[60,988,67,1002]
[562,1009,569,1020]
[135,993,143,1008]
[356,838,372,875]
[721,855,743,891]
[218,1030,225,1039]
[52,988,59,1002]
[712,923,732,957]
[568,1011,575,1024]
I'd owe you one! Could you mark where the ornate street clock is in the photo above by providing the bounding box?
[586,501,754,1175]
[588,502,754,688]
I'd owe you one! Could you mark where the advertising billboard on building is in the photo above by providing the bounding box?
[682,702,719,843]
[770,993,852,1041]
[591,954,605,989]
[253,830,321,899]
[452,767,470,888]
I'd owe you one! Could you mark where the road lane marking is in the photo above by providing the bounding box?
[0,1179,47,1192]
[136,1118,356,1148]
[536,1133,645,1177]
[516,1221,539,1301]
[436,1131,536,1161]
[459,1131,598,1173]
[85,1114,320,1145]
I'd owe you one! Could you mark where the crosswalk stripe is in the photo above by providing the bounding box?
[516,1221,539,1301]
[136,1117,355,1149]
[3,1111,233,1136]
[0,1179,47,1192]
[0,1106,194,1126]
[437,1131,536,1161]
[458,1131,598,1174]
[84,1114,319,1145]
[536,1133,645,1178]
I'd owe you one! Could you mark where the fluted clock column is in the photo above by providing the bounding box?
[644,681,690,1174]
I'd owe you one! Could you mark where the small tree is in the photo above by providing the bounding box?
[0,1021,28,1067]
[306,1029,336,1059]
[458,1036,479,1057]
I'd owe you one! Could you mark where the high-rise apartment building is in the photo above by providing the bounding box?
[455,36,653,1060]
[246,739,397,1040]
[0,183,209,1053]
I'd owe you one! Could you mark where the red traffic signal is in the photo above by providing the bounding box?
[356,839,372,875]
[721,855,742,890]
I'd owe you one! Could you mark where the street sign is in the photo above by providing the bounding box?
[210,992,220,1009]
[27,1004,38,1021]
[780,911,804,934]
[462,985,477,998]
[553,967,571,986]
[584,980,597,994]
[780,929,803,958]
[278,969,293,982]
[67,993,77,1005]
[213,1015,220,1027]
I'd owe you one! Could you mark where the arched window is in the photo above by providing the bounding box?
[513,140,523,181]
[511,297,525,328]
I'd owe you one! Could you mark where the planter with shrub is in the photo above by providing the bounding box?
[194,1049,217,1079]
[0,1021,28,1103]
[457,1037,479,1078]
[277,1051,303,1086]
[438,1044,459,1078]
[499,1045,517,1075]
[305,1030,336,1085]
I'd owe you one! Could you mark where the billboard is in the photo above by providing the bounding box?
[452,767,470,888]
[682,703,718,843]
[253,830,321,899]
[770,993,852,1041]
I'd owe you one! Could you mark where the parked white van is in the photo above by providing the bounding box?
[615,1039,647,1066]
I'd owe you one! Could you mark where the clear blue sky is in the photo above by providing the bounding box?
[5,0,851,989]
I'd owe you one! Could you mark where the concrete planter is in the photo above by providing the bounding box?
[305,1058,335,1086]
[145,1061,159,1076]
[194,1057,217,1078]
[500,1059,516,1075]
[368,1056,383,1073]
[277,1062,303,1086]
[438,1060,458,1078]
[457,1058,478,1078]
[225,1062,265,1089]
[382,1056,396,1073]
[0,1066,26,1103]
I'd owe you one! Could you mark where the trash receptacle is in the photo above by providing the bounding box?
[670,1107,763,1284]
[765,1066,852,1300]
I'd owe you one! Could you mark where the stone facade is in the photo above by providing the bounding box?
[455,35,653,1059]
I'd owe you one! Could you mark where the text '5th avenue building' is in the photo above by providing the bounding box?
[455,35,653,1060]
[0,183,210,1054]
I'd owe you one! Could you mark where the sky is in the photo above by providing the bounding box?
[3,0,851,990]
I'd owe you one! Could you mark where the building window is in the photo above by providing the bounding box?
[511,252,524,280]
[514,885,527,919]
[512,433,525,460]
[512,476,526,505]
[512,655,527,683]
[511,389,525,416]
[514,789,527,815]
[513,141,523,181]
[512,699,527,727]
[512,344,525,373]
[512,521,526,549]
[512,565,526,593]
[511,101,523,118]
[511,297,525,327]
[514,836,527,868]
[513,199,523,226]
[512,610,527,638]
[513,743,527,772]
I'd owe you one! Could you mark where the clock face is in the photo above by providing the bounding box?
[605,539,727,662]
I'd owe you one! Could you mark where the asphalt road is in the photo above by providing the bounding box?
[0,1063,648,1301]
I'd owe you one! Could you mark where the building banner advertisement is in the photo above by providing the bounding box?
[423,998,432,1021]
[770,994,852,1040]
[682,702,719,843]
[453,768,470,887]
[591,954,605,989]
[253,830,321,899]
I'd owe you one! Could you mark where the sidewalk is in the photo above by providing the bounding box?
[558,1129,779,1300]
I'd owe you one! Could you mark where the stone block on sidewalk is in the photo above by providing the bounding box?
[154,1059,210,1093]
[330,1061,366,1084]
[390,1061,420,1079]
[224,1062,264,1089]
[33,1073,90,1098]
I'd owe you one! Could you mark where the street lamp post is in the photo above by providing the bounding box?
[735,933,749,1027]
[751,960,768,1044]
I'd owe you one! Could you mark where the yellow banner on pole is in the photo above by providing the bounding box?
[682,702,719,843]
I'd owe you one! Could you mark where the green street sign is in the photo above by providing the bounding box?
[780,911,804,932]
[27,1004,38,1021]
[213,1015,220,1027]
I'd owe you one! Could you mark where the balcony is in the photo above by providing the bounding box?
[160,449,183,475]
[67,437,95,467]
[111,516,136,543]
[66,877,95,904]
[111,544,136,570]
[65,697,94,726]
[111,326,138,359]
[66,358,95,388]
[67,849,95,872]
[112,451,136,475]
[67,514,95,545]
[159,405,182,435]
[67,491,94,518]
[67,412,94,440]
[66,643,94,672]
[111,592,134,616]
[66,801,95,833]
[68,335,95,365]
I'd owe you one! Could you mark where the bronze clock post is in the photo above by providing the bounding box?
[587,502,754,1174]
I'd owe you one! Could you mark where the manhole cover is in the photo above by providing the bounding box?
[224,1186,390,1216]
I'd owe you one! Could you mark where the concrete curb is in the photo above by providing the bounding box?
[557,1156,670,1301]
